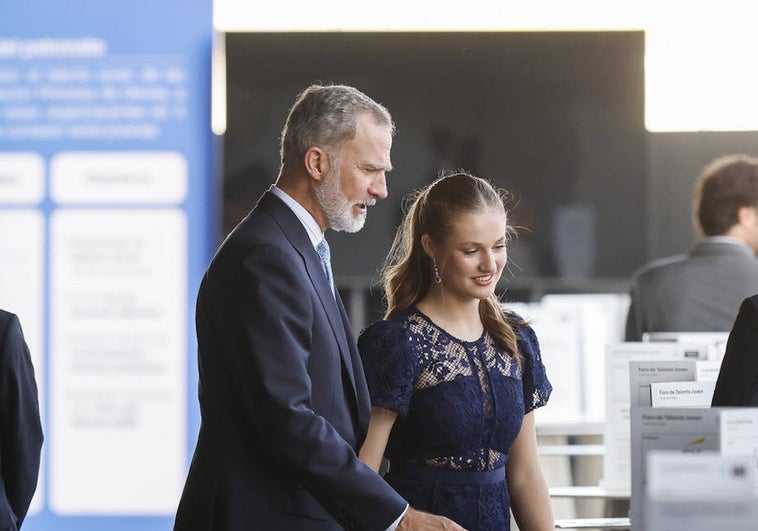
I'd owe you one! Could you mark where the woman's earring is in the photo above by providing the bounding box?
[433,260,442,284]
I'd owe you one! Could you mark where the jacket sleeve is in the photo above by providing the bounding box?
[712,295,758,407]
[0,312,43,528]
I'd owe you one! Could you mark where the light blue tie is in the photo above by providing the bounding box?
[316,239,335,295]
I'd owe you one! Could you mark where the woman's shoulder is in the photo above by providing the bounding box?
[358,310,423,392]
[359,309,417,344]
[503,307,525,323]
[499,306,552,407]
[501,308,536,339]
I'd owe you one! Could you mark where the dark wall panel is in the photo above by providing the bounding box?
[223,31,647,281]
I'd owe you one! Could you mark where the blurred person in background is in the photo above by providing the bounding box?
[625,154,758,341]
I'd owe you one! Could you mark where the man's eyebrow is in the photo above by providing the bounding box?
[362,161,393,172]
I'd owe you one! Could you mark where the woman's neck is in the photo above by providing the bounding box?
[416,291,483,342]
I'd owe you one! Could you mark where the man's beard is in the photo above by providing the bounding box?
[315,165,366,233]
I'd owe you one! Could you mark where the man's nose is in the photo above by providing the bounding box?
[369,173,388,199]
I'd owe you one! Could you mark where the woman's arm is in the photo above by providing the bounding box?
[359,407,398,472]
[506,411,554,531]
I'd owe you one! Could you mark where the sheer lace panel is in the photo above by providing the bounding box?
[408,313,520,391]
[406,312,522,471]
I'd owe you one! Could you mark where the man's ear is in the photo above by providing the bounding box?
[737,205,758,226]
[304,147,330,183]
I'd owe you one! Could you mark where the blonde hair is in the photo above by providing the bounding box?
[382,171,523,361]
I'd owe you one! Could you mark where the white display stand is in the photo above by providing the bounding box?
[720,409,758,497]
[645,451,758,531]
[643,331,729,361]
[602,343,708,493]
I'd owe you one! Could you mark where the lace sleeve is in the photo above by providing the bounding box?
[516,323,552,413]
[357,319,418,417]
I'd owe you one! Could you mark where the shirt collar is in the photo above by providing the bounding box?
[270,185,325,247]
[704,235,751,250]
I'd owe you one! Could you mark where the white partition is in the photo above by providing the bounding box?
[507,295,630,522]
[541,293,629,422]
[602,343,708,493]
[506,301,584,424]
[506,293,629,426]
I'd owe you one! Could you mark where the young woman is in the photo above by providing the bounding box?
[358,171,554,530]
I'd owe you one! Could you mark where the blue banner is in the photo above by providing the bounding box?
[0,1,212,529]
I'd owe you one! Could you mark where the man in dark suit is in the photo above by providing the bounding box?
[625,154,758,341]
[712,294,758,406]
[173,85,463,531]
[0,309,43,530]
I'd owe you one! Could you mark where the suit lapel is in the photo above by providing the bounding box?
[305,251,359,395]
[259,193,361,411]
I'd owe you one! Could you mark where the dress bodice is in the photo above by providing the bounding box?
[358,308,551,472]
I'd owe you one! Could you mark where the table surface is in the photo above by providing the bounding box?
[536,420,605,436]
[549,485,631,499]
[554,517,631,529]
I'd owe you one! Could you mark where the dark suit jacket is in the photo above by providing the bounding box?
[625,240,758,341]
[712,294,758,407]
[174,192,406,531]
[0,310,43,531]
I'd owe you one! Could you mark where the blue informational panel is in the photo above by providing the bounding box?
[0,2,212,529]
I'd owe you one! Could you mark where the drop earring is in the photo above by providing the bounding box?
[433,259,442,284]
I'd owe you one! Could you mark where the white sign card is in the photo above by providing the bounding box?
[49,209,187,514]
[650,381,716,408]
[695,360,722,382]
[630,407,721,530]
[720,408,758,496]
[628,360,698,407]
[646,451,757,531]
[643,331,730,362]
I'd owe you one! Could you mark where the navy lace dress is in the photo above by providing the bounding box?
[357,308,551,531]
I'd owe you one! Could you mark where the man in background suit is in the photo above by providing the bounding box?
[0,309,43,530]
[712,294,758,406]
[173,85,463,530]
[625,154,758,341]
